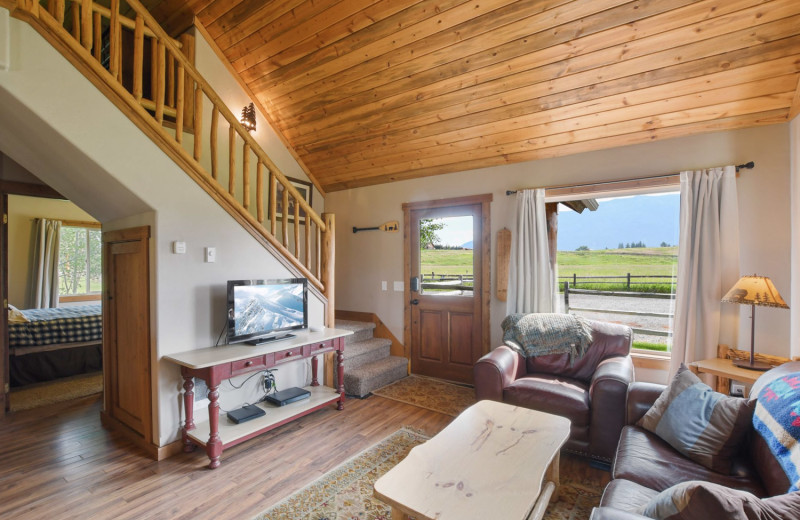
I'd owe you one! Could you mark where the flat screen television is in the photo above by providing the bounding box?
[226,278,308,345]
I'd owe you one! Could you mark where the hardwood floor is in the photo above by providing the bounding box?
[0,394,610,519]
[0,394,454,519]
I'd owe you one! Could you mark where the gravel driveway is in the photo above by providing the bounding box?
[564,292,676,346]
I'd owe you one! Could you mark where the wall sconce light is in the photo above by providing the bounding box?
[240,102,256,132]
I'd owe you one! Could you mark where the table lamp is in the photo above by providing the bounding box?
[721,275,788,371]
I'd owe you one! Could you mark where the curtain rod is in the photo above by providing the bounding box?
[505,161,755,196]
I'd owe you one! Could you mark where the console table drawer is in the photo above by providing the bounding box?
[231,355,266,376]
[308,339,335,354]
[275,346,304,364]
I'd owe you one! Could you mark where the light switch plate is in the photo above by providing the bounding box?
[172,241,186,254]
[393,281,404,291]
[381,281,387,291]
[205,247,216,263]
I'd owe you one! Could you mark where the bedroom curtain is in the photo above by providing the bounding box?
[31,218,61,309]
[670,166,740,377]
[507,189,556,314]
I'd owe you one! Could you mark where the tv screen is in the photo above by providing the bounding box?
[226,279,308,344]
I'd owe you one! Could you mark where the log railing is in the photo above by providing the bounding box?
[9,0,334,320]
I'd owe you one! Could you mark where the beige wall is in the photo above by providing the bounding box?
[7,194,96,308]
[327,124,793,375]
[0,14,322,445]
[791,114,800,360]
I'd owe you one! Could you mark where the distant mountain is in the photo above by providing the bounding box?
[557,194,680,251]
[461,240,474,249]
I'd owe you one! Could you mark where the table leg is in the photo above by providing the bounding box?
[206,383,222,469]
[336,348,345,410]
[391,506,409,520]
[545,451,561,503]
[181,375,196,452]
[310,355,319,387]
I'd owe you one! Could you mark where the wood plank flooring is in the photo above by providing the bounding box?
[0,394,608,519]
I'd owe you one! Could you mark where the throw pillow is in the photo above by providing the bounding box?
[637,365,754,473]
[640,481,800,520]
[752,371,800,492]
[8,304,29,324]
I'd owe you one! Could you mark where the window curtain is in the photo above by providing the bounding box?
[670,166,740,377]
[31,218,61,309]
[507,189,556,314]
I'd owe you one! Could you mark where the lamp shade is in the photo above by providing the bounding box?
[721,275,788,309]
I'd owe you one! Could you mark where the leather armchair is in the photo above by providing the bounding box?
[474,319,633,462]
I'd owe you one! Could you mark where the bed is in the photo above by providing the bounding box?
[9,304,103,387]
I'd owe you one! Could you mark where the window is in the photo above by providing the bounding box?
[553,188,679,356]
[419,216,474,297]
[59,225,102,300]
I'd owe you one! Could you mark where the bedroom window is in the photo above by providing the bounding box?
[58,225,102,301]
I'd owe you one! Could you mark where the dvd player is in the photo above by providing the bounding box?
[264,387,311,407]
[226,404,266,424]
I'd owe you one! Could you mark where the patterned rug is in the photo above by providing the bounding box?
[370,375,476,417]
[9,372,103,411]
[254,428,604,520]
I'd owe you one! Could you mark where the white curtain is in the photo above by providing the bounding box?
[670,166,740,376]
[31,218,61,309]
[507,189,556,314]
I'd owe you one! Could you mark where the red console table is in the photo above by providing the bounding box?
[164,328,353,469]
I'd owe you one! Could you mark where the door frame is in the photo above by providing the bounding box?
[402,194,492,372]
[0,181,66,415]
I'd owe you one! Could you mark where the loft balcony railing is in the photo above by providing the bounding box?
[6,0,335,323]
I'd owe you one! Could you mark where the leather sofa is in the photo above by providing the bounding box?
[473,319,633,462]
[591,361,800,519]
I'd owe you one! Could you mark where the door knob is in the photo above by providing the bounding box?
[411,299,419,305]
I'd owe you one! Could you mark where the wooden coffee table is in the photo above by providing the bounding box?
[374,400,571,520]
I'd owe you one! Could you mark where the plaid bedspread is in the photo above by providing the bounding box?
[9,304,102,347]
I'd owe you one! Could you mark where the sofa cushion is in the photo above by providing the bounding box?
[752,370,800,492]
[637,367,755,473]
[599,478,660,512]
[504,373,590,428]
[640,481,800,520]
[613,426,765,496]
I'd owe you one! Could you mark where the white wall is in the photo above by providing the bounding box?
[327,124,793,375]
[7,194,97,308]
[791,114,800,360]
[0,13,323,446]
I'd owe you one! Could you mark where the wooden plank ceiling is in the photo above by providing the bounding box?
[146,0,800,192]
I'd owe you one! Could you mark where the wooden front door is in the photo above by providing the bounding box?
[403,195,491,384]
[103,226,152,443]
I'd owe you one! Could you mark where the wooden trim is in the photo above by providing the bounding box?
[1,192,7,414]
[632,352,670,371]
[0,181,65,199]
[335,310,405,359]
[480,197,491,355]
[191,17,326,198]
[789,73,800,121]
[100,411,160,459]
[59,293,101,303]
[402,205,411,360]
[496,228,510,302]
[61,219,100,228]
[102,225,150,243]
[401,193,493,211]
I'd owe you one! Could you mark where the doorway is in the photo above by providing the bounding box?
[403,195,492,384]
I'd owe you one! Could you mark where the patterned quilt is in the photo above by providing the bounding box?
[9,304,102,347]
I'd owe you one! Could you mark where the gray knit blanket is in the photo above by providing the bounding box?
[501,313,593,363]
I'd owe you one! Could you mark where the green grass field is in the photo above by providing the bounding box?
[421,247,678,285]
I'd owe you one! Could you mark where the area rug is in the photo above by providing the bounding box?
[254,427,604,520]
[9,372,103,411]
[370,375,476,417]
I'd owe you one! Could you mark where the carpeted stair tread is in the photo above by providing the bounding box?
[335,320,377,345]
[344,337,392,370]
[344,356,408,398]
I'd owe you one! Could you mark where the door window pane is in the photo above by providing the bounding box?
[419,216,473,297]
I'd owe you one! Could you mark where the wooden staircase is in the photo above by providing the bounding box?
[5,0,335,322]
